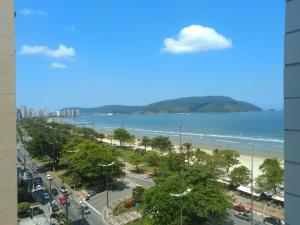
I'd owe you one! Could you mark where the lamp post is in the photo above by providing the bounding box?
[99,161,115,217]
[250,147,254,225]
[170,187,192,225]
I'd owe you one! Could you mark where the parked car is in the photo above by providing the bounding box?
[81,205,91,214]
[46,174,53,180]
[26,171,33,178]
[40,191,51,203]
[60,185,68,194]
[234,212,251,221]
[85,190,96,200]
[51,188,59,196]
[263,216,282,225]
[51,202,60,213]
[233,203,246,212]
[35,184,43,191]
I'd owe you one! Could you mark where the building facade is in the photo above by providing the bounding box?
[284,1,300,224]
[0,0,17,224]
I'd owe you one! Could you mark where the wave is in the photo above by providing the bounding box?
[98,126,283,144]
[216,139,241,144]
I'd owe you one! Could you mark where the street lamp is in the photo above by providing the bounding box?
[170,187,193,225]
[99,161,115,217]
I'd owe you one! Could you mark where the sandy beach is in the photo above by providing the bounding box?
[101,135,284,179]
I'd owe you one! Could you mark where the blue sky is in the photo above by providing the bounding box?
[16,0,285,110]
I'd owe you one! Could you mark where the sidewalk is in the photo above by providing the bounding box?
[103,198,142,225]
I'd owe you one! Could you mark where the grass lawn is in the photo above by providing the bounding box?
[125,218,150,225]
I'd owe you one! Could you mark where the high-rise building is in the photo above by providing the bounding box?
[0,1,17,224]
[284,1,300,224]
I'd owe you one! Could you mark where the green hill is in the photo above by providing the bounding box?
[63,96,262,114]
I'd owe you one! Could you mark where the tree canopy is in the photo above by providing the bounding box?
[212,149,240,173]
[113,128,132,146]
[256,158,283,193]
[229,165,251,186]
[143,165,232,225]
[151,136,173,154]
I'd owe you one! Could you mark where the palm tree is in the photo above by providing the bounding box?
[183,142,192,164]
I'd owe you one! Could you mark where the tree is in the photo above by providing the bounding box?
[183,142,192,164]
[165,152,186,175]
[229,166,251,186]
[143,165,231,225]
[140,136,152,153]
[256,158,283,193]
[213,149,240,173]
[129,152,144,172]
[145,151,162,176]
[61,140,124,187]
[96,133,105,142]
[113,128,132,146]
[151,136,173,154]
[192,148,212,165]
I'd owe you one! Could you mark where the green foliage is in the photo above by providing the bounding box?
[151,136,173,153]
[18,202,30,213]
[140,136,152,152]
[229,166,251,186]
[113,128,132,146]
[143,165,231,225]
[213,149,240,173]
[192,149,212,165]
[183,142,192,164]
[256,158,284,193]
[129,152,145,172]
[61,140,125,187]
[113,200,136,216]
[133,186,145,202]
[165,152,186,174]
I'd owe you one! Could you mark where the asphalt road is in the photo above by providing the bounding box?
[17,135,265,225]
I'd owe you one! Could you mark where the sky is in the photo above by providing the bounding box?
[16,0,285,110]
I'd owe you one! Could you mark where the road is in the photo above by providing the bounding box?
[17,134,264,225]
[17,138,154,225]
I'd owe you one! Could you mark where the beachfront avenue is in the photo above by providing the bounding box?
[17,118,284,225]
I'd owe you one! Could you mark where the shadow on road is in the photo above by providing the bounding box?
[72,219,90,225]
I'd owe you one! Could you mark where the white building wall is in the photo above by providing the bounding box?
[284,0,300,224]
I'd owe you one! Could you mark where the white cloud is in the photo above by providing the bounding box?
[20,44,76,58]
[162,25,232,54]
[19,8,46,16]
[50,62,67,69]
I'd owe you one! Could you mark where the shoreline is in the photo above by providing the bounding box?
[51,118,284,179]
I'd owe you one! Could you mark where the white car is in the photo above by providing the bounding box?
[35,185,43,191]
[46,174,53,180]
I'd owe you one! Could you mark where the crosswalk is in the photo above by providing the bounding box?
[123,178,140,188]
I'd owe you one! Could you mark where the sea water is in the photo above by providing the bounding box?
[58,111,283,154]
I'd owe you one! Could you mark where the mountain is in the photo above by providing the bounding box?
[63,96,262,114]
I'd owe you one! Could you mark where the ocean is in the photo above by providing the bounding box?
[57,111,283,155]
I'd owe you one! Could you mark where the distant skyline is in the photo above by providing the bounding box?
[16,0,284,110]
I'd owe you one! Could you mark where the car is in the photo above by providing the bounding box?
[51,203,60,213]
[85,190,96,200]
[26,171,33,178]
[81,205,91,214]
[35,184,43,191]
[263,216,282,225]
[233,203,246,212]
[234,212,251,221]
[40,191,51,202]
[51,188,59,196]
[60,185,68,194]
[46,174,53,180]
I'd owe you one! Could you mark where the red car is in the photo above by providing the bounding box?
[59,196,67,205]
[233,203,246,212]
